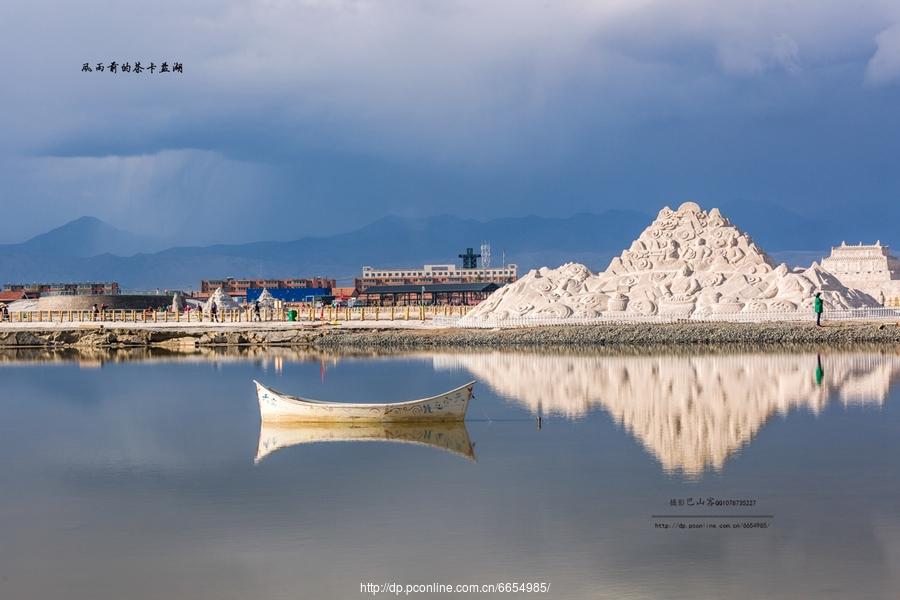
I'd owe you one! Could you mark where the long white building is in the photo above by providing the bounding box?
[356,263,517,292]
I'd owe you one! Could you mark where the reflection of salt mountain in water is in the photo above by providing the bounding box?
[434,353,899,476]
[255,421,476,463]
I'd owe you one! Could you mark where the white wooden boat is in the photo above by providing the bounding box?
[255,421,476,463]
[254,380,475,423]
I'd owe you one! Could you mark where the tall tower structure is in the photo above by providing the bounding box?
[459,247,481,269]
[480,242,491,268]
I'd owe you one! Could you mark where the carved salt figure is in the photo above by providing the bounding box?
[724,237,745,264]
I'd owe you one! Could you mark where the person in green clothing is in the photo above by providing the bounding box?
[814,291,824,327]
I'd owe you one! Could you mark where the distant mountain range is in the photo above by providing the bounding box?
[0,216,166,258]
[0,211,649,289]
[0,204,886,290]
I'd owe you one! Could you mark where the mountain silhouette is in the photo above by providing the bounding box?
[0,206,875,290]
[0,211,650,289]
[1,216,162,258]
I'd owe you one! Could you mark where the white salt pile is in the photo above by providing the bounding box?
[461,202,876,323]
[204,287,240,313]
[172,292,186,312]
[255,288,277,308]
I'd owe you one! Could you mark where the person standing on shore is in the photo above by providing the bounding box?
[0,304,8,322]
[814,292,824,327]
[210,302,219,323]
[253,300,261,322]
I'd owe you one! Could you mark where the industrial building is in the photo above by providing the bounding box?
[355,247,517,294]
[356,282,500,306]
[0,290,34,303]
[199,277,336,301]
[246,287,332,303]
[3,282,120,296]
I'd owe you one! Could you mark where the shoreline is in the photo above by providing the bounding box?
[4,321,900,350]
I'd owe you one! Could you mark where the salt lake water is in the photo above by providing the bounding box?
[1,348,899,599]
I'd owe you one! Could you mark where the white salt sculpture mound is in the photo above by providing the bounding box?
[462,202,877,323]
[172,292,186,312]
[204,287,240,313]
[256,288,277,308]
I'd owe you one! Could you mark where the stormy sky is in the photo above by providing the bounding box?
[1,0,899,244]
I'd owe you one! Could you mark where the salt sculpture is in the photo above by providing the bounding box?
[171,291,186,312]
[820,241,900,302]
[204,287,240,313]
[461,202,877,323]
[256,288,277,308]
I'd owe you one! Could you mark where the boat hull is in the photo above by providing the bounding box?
[255,421,476,462]
[254,380,474,423]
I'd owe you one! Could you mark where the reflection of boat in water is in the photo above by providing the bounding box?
[254,380,475,423]
[255,421,476,463]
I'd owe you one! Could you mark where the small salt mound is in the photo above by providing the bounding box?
[204,287,240,313]
[6,298,40,312]
[172,292,186,312]
[461,202,877,324]
[255,288,277,308]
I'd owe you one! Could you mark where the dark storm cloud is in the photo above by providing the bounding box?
[1,0,899,243]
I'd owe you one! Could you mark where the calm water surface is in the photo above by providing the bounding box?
[1,349,900,599]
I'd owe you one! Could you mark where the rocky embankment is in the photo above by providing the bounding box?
[316,322,900,349]
[0,326,324,349]
[4,322,900,350]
